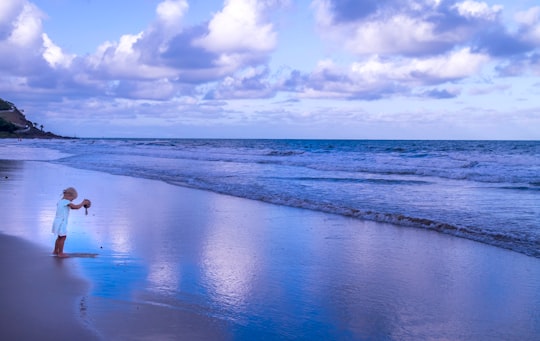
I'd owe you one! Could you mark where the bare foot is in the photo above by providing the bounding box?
[57,253,68,258]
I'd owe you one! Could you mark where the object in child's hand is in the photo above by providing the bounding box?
[83,199,92,215]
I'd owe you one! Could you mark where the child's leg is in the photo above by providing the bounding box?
[53,237,61,254]
[57,235,67,257]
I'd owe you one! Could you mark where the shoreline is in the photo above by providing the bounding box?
[1,159,540,340]
[3,138,537,259]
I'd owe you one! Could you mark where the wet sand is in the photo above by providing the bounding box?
[0,233,99,340]
[1,159,539,340]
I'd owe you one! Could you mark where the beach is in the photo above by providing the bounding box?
[1,159,539,340]
[0,233,100,340]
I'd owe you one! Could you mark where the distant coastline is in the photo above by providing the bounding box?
[0,98,67,139]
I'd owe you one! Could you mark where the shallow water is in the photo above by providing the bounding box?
[1,160,539,340]
[1,139,539,257]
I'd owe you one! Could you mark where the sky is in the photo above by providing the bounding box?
[1,0,539,139]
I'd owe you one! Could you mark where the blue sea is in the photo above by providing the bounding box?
[2,138,539,258]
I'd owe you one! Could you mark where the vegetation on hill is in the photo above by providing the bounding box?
[0,117,17,133]
[0,98,14,111]
[0,98,66,138]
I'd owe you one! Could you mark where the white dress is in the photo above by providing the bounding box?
[51,198,71,236]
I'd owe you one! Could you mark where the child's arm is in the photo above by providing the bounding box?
[68,199,89,210]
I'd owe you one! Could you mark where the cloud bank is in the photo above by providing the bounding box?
[0,0,539,138]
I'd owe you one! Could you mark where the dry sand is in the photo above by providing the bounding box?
[1,159,539,340]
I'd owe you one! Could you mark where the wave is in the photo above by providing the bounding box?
[266,176,431,186]
[266,150,305,156]
[164,178,540,258]
[11,138,539,259]
[34,138,539,187]
[300,164,538,186]
[499,185,540,192]
[460,161,479,168]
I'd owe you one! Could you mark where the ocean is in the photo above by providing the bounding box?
[2,138,539,258]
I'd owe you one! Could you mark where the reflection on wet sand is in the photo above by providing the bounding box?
[1,160,539,340]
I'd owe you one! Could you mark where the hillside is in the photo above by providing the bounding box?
[0,99,66,138]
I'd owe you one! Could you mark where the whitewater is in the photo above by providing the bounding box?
[2,139,539,258]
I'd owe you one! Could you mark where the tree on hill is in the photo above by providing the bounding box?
[0,98,14,111]
[0,117,17,132]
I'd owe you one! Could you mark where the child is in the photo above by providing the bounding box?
[51,187,91,257]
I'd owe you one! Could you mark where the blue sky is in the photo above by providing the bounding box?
[1,0,539,139]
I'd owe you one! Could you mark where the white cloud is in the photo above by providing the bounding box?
[89,33,140,70]
[515,6,540,26]
[351,48,490,83]
[311,0,462,56]
[0,0,24,27]
[89,33,176,79]
[0,0,71,74]
[345,15,456,55]
[298,48,490,99]
[310,0,333,27]
[154,0,189,50]
[452,1,502,21]
[515,7,540,44]
[409,48,490,80]
[205,66,274,99]
[42,33,74,68]
[194,0,276,53]
[348,58,383,82]
[7,1,43,47]
[120,79,177,100]
[114,33,142,59]
[156,0,188,31]
[311,0,509,57]
[83,1,190,80]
